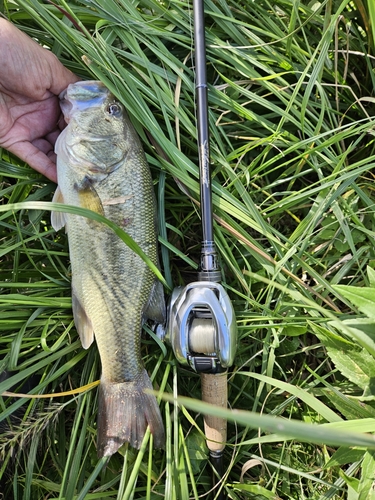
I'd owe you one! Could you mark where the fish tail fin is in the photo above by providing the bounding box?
[97,369,165,457]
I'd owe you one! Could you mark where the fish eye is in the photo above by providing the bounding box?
[106,102,123,118]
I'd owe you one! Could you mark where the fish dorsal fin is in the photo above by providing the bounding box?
[72,291,95,349]
[75,178,104,216]
[51,186,67,231]
[143,280,166,324]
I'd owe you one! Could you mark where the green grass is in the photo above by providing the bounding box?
[1,0,375,498]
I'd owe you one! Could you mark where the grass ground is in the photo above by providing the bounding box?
[1,0,375,498]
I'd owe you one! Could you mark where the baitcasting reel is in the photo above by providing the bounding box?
[157,281,237,374]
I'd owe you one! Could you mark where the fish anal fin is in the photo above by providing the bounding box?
[72,291,94,349]
[51,186,67,231]
[97,370,165,457]
[75,178,104,216]
[143,280,166,324]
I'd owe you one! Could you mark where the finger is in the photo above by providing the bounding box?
[8,141,57,183]
[48,151,57,164]
[32,138,57,166]
[45,129,61,147]
[32,138,54,156]
[48,56,80,96]
[58,113,67,131]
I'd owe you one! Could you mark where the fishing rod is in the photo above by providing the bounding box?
[158,0,237,497]
[190,0,237,494]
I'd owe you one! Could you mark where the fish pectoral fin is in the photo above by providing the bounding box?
[72,292,95,349]
[51,186,67,231]
[143,280,166,324]
[75,178,105,216]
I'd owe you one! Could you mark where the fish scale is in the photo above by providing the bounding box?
[52,80,165,456]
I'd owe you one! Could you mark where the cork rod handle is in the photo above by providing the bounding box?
[201,371,227,452]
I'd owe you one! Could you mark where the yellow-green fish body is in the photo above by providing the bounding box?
[52,81,165,457]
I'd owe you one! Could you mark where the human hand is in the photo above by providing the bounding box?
[0,19,79,183]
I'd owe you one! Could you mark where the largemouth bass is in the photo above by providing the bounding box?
[52,81,165,457]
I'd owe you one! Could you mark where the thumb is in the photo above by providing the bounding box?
[45,50,80,96]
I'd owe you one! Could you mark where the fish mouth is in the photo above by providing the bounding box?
[59,80,110,123]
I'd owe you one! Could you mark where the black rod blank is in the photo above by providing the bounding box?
[193,0,212,244]
[193,0,221,282]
